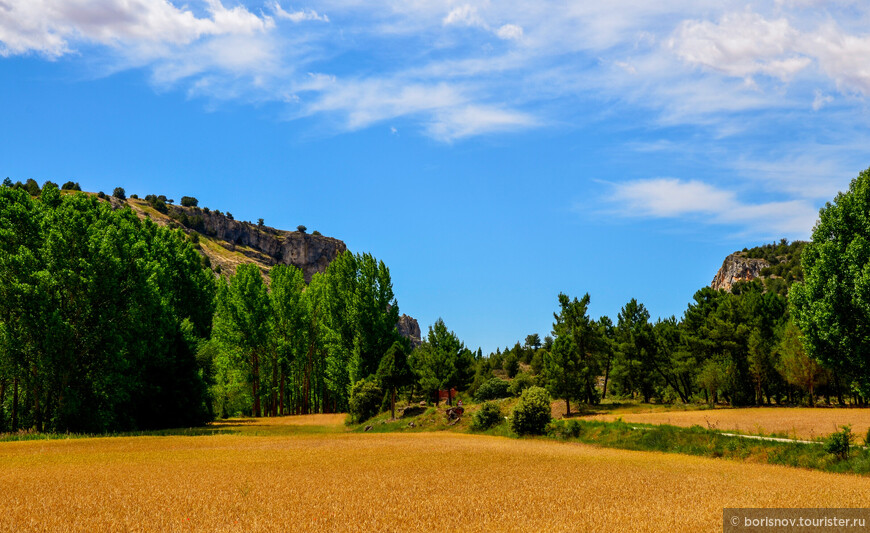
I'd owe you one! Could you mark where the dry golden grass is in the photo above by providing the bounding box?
[2,415,869,532]
[585,407,870,440]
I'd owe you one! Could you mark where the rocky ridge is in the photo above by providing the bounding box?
[121,196,420,344]
[711,253,770,292]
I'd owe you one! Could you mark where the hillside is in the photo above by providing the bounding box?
[92,190,422,345]
[711,240,807,295]
[113,194,346,281]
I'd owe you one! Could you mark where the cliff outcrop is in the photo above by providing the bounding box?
[397,314,422,347]
[711,253,770,292]
[134,200,347,282]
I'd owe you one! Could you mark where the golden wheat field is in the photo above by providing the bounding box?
[585,407,870,440]
[2,415,869,533]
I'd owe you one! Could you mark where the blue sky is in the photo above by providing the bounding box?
[3,0,870,353]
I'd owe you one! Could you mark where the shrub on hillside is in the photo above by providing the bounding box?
[509,372,536,397]
[504,352,520,378]
[472,401,503,431]
[511,386,551,435]
[24,178,40,196]
[474,377,511,401]
[181,196,198,207]
[113,187,126,200]
[348,378,383,423]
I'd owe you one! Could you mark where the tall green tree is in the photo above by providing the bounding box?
[791,167,870,396]
[213,264,272,417]
[376,340,413,418]
[612,299,658,402]
[544,293,601,415]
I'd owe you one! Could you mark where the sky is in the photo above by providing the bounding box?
[2,0,870,354]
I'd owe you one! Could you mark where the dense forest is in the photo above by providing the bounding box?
[0,182,405,432]
[4,168,870,433]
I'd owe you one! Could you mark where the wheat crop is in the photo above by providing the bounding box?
[585,407,870,440]
[1,416,868,532]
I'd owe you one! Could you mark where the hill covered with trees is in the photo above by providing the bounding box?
[0,180,415,432]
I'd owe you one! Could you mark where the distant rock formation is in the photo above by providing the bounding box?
[397,314,422,347]
[711,253,770,292]
[167,204,346,282]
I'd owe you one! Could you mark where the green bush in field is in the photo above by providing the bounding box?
[509,372,536,397]
[472,401,503,431]
[348,378,383,423]
[475,377,510,401]
[825,425,853,461]
[511,386,551,435]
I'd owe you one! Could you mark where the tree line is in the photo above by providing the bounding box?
[0,183,407,432]
[5,166,870,431]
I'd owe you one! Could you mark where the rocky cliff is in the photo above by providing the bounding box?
[127,198,346,282]
[397,314,422,347]
[124,196,422,345]
[711,253,770,292]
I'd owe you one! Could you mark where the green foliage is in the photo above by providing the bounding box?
[545,293,602,414]
[24,178,40,196]
[377,341,413,418]
[509,372,536,396]
[0,188,215,432]
[503,351,520,378]
[791,167,870,396]
[312,230,321,236]
[409,318,470,403]
[612,298,658,403]
[112,187,126,200]
[257,218,264,227]
[471,401,503,431]
[297,225,307,233]
[825,425,853,461]
[181,196,198,207]
[474,377,511,401]
[212,264,271,417]
[348,378,383,423]
[510,386,551,435]
[2,178,12,188]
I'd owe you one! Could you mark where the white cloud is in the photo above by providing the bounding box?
[609,178,819,237]
[443,5,485,29]
[270,3,329,23]
[5,0,870,145]
[496,24,523,41]
[669,12,810,82]
[427,105,537,141]
[812,89,833,110]
[0,0,272,58]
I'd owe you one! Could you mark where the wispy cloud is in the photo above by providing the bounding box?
[608,178,819,238]
[2,0,870,229]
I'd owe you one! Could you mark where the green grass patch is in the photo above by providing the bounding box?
[545,419,870,475]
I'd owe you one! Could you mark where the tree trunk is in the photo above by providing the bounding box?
[11,378,18,431]
[391,387,396,419]
[602,365,610,400]
[834,373,844,406]
[252,352,261,417]
[0,379,5,430]
[279,369,285,416]
[565,397,570,417]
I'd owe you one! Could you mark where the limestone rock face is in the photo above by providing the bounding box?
[711,253,769,292]
[168,204,346,282]
[397,314,422,347]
